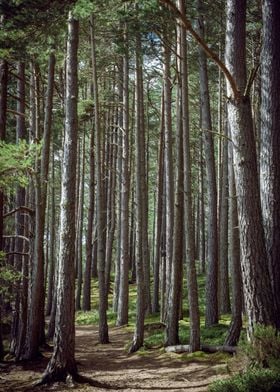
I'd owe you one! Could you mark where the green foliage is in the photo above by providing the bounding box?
[209,369,280,392]
[0,252,22,299]
[0,140,39,192]
[241,325,280,370]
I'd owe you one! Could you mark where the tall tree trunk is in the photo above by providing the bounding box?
[225,143,242,345]
[117,26,130,326]
[197,0,219,327]
[225,0,276,335]
[162,30,174,321]
[218,125,230,314]
[75,132,85,311]
[24,52,55,359]
[10,62,27,359]
[179,0,200,351]
[129,30,146,353]
[41,14,79,383]
[152,92,164,314]
[165,56,183,345]
[82,121,95,311]
[0,59,8,360]
[260,0,280,328]
[46,144,56,317]
[90,14,109,344]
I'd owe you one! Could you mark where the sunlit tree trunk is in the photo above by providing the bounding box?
[225,0,275,335]
[41,14,79,383]
[117,26,130,326]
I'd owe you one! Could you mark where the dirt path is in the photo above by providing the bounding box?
[0,325,229,392]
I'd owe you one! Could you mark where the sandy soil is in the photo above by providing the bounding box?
[0,325,229,392]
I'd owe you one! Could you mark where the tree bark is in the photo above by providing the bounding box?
[225,0,276,335]
[0,59,8,360]
[40,14,79,383]
[90,14,109,344]
[117,26,130,326]
[260,0,280,328]
[179,0,200,352]
[129,29,146,353]
[196,0,219,327]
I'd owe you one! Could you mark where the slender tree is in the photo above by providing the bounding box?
[40,14,79,383]
[197,0,219,327]
[90,14,109,344]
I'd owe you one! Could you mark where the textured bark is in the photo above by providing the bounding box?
[41,15,79,383]
[179,0,200,352]
[218,125,231,315]
[152,92,164,314]
[225,144,242,346]
[82,122,95,311]
[0,59,8,360]
[165,60,183,346]
[10,62,27,359]
[260,0,280,328]
[225,0,275,335]
[117,28,130,326]
[90,14,109,344]
[162,30,174,320]
[75,134,85,311]
[197,0,218,327]
[129,30,146,353]
[46,146,56,316]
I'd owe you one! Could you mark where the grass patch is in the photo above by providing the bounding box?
[209,368,280,392]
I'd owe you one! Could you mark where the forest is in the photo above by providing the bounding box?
[0,0,280,391]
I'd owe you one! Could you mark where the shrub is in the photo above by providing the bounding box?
[208,368,280,392]
[242,325,280,370]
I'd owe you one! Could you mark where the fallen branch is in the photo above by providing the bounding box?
[165,344,237,354]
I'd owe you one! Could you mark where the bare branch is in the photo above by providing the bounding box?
[158,0,240,100]
[3,235,30,242]
[3,206,34,219]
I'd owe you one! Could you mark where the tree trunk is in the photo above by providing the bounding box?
[46,145,56,317]
[75,133,85,311]
[117,26,130,326]
[82,122,95,311]
[90,14,109,344]
[40,14,79,384]
[179,0,200,352]
[0,59,8,360]
[165,52,183,345]
[225,0,276,335]
[260,0,280,328]
[10,62,27,359]
[197,0,219,327]
[162,30,174,321]
[152,92,164,314]
[225,143,242,346]
[218,125,230,314]
[129,29,146,353]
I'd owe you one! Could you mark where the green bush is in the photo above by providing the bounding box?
[242,325,280,370]
[208,369,280,392]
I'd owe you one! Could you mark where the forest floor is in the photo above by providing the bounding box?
[0,325,231,392]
